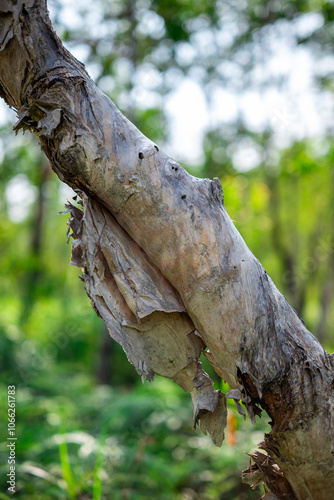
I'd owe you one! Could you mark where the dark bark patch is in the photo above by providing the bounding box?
[210,177,224,205]
[242,451,295,499]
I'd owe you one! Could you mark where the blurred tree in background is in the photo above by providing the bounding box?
[0,0,334,498]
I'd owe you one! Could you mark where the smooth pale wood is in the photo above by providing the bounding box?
[0,1,333,498]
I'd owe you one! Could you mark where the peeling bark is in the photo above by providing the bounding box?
[64,194,227,446]
[0,1,334,498]
[243,451,295,499]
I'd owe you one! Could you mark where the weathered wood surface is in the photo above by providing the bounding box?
[65,194,227,446]
[0,1,333,498]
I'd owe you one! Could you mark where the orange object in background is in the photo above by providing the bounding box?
[227,413,237,446]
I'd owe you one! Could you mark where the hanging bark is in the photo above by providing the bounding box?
[0,1,333,498]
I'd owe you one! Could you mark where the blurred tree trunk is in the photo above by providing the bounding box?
[266,172,297,305]
[317,167,334,343]
[20,160,50,324]
[96,325,113,385]
[0,2,333,499]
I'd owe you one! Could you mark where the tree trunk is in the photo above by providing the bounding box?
[0,1,333,498]
[20,159,50,324]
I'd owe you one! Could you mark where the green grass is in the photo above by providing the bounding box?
[0,369,268,499]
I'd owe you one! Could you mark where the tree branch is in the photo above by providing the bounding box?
[0,1,333,498]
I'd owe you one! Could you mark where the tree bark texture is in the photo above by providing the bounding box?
[0,1,333,498]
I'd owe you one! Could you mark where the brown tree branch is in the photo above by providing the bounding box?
[0,1,333,498]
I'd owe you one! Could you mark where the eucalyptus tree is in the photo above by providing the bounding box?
[0,1,333,499]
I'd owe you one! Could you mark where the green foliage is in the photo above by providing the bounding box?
[58,436,77,499]
[0,375,267,499]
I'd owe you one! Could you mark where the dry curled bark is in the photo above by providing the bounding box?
[0,1,333,498]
